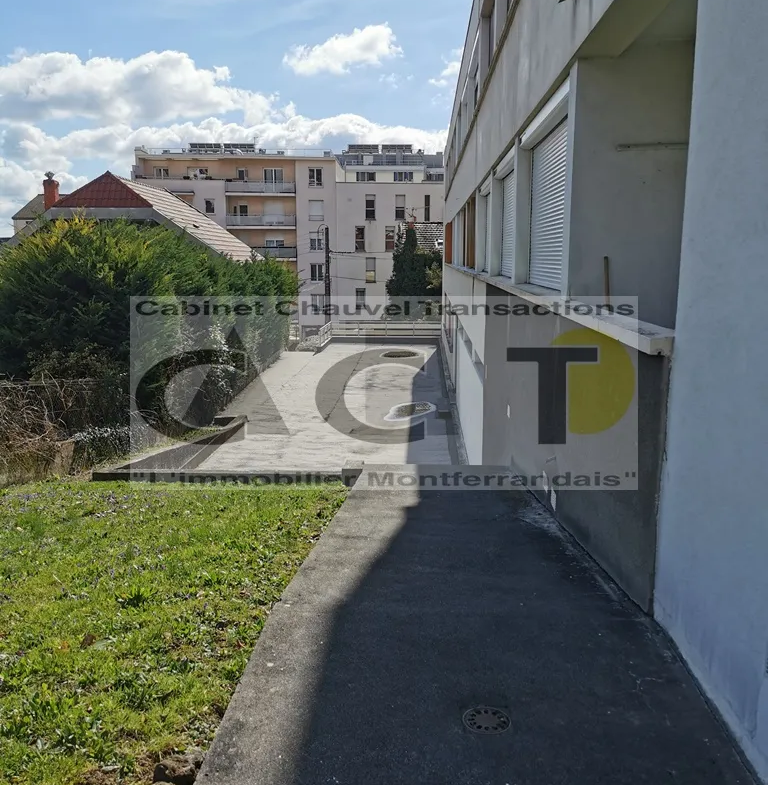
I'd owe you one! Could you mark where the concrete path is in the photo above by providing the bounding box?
[198,470,753,785]
[197,344,456,473]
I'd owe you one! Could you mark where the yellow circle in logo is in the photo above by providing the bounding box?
[551,328,635,435]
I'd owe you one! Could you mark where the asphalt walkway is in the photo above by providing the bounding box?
[198,470,754,785]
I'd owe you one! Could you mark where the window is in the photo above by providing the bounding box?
[205,199,215,214]
[393,171,414,182]
[395,194,406,221]
[236,168,248,181]
[366,258,376,283]
[238,204,248,216]
[188,167,208,178]
[264,168,283,183]
[310,263,324,281]
[153,167,170,178]
[309,200,324,220]
[310,236,325,251]
[424,195,431,222]
[355,226,365,252]
[309,168,323,187]
[265,239,285,248]
[355,288,366,313]
[529,121,568,290]
[365,195,376,221]
[385,226,396,251]
[501,171,516,277]
[356,171,376,182]
[311,294,326,315]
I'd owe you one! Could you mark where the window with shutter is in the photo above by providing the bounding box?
[529,121,568,290]
[500,171,516,277]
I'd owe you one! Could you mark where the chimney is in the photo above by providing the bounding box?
[43,172,60,210]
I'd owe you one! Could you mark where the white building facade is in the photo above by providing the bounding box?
[332,145,445,323]
[443,0,768,777]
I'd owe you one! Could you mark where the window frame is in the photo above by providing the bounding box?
[310,263,325,281]
[355,226,366,252]
[309,167,323,187]
[365,194,376,221]
[204,199,216,214]
[308,199,324,221]
[385,226,396,252]
[365,257,376,283]
[395,194,406,221]
[355,288,366,313]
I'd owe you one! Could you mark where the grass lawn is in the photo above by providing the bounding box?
[0,480,347,785]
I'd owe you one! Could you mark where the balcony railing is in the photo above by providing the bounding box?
[135,146,333,158]
[226,214,296,227]
[252,246,297,259]
[225,181,296,194]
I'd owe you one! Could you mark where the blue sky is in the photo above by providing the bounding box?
[0,0,468,231]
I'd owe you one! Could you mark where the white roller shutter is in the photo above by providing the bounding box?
[483,194,492,272]
[500,170,516,277]
[529,121,568,290]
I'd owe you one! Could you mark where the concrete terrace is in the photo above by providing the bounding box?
[197,343,457,473]
[198,472,754,785]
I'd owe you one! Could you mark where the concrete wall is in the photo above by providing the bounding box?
[655,0,768,777]
[455,325,484,464]
[481,285,669,610]
[568,43,693,328]
[445,0,677,221]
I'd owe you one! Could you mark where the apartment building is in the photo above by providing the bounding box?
[134,143,445,334]
[324,145,445,326]
[132,144,341,287]
[443,0,767,776]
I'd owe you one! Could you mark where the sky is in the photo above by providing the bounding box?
[0,0,469,233]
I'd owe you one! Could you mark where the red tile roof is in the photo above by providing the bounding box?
[54,172,153,209]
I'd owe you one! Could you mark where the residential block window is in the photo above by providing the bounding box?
[311,294,326,315]
[205,199,215,214]
[424,194,431,222]
[356,171,376,182]
[365,195,376,221]
[310,263,324,281]
[310,236,325,251]
[236,168,248,180]
[238,204,248,216]
[366,258,376,283]
[385,226,396,251]
[394,171,414,182]
[309,168,323,187]
[154,167,170,178]
[309,200,324,220]
[395,194,406,221]
[265,239,285,248]
[355,226,365,252]
[264,168,283,183]
[355,288,366,313]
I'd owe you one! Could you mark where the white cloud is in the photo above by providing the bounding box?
[0,157,87,232]
[429,47,463,89]
[0,46,447,232]
[0,50,275,124]
[283,24,403,76]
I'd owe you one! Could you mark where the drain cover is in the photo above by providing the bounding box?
[384,401,437,422]
[381,350,420,359]
[462,707,511,735]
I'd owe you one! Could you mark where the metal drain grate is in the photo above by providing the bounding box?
[383,401,437,423]
[381,350,420,359]
[462,707,511,735]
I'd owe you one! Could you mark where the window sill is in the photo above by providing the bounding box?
[446,265,675,357]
